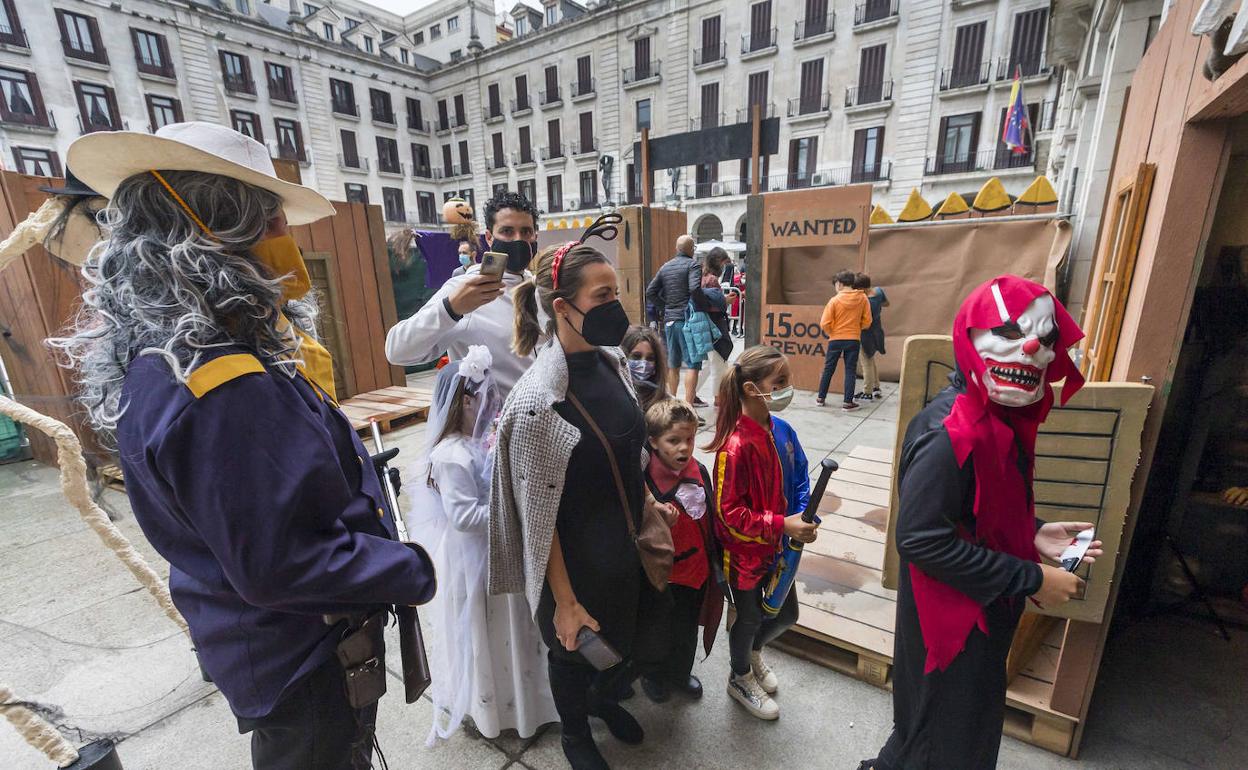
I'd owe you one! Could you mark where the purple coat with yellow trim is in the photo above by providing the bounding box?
[712,415,788,590]
[116,346,435,719]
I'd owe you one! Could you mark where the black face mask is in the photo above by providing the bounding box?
[491,237,536,273]
[568,299,630,347]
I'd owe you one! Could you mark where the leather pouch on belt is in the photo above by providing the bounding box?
[335,610,388,709]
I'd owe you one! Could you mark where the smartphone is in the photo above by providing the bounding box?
[575,627,623,671]
[1060,528,1095,572]
[479,250,506,279]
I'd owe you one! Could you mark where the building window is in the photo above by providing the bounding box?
[518,125,533,163]
[935,112,981,174]
[1008,8,1050,77]
[738,155,771,191]
[430,23,441,40]
[340,129,360,168]
[796,58,825,115]
[575,55,592,96]
[75,81,120,133]
[492,182,509,198]
[543,65,560,104]
[437,98,450,130]
[491,132,505,169]
[856,44,887,104]
[344,17,360,30]
[231,110,262,141]
[994,103,1040,169]
[699,83,720,128]
[632,36,652,79]
[0,67,47,127]
[235,0,251,14]
[266,62,296,103]
[274,117,306,161]
[636,99,651,132]
[745,1,774,53]
[407,97,425,131]
[219,51,254,94]
[442,144,454,176]
[146,94,182,131]
[487,83,502,117]
[547,6,559,26]
[400,49,410,64]
[377,136,401,174]
[416,192,436,224]
[0,0,27,47]
[411,143,431,177]
[450,49,462,62]
[370,88,394,124]
[746,71,769,120]
[322,22,335,41]
[447,16,459,32]
[330,78,357,116]
[546,119,562,158]
[56,10,108,64]
[514,74,530,111]
[518,178,536,205]
[454,94,466,126]
[458,140,470,174]
[547,174,563,212]
[694,162,718,198]
[12,146,60,177]
[303,3,319,16]
[579,170,598,206]
[578,112,594,153]
[516,17,528,37]
[132,29,173,78]
[787,136,817,188]
[852,126,885,182]
[413,30,424,45]
[364,36,374,54]
[382,187,405,222]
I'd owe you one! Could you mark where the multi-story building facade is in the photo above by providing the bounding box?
[1044,0,1163,321]
[1,0,1067,242]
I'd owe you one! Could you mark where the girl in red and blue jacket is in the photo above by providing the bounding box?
[706,345,819,721]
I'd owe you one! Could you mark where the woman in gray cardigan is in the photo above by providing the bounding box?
[489,242,674,770]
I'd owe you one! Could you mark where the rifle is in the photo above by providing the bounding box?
[369,419,433,703]
[761,458,838,616]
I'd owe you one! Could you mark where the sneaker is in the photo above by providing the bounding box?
[727,671,779,720]
[860,392,874,401]
[842,402,860,412]
[750,651,778,694]
[691,397,709,407]
[872,389,882,399]
[815,397,826,407]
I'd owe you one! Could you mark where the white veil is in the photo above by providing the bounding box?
[406,346,501,746]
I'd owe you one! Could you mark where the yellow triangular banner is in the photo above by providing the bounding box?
[870,204,894,225]
[935,192,970,218]
[972,177,1013,213]
[1017,175,1058,206]
[897,188,933,222]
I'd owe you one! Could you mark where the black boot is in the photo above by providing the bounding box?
[561,730,610,770]
[640,675,670,703]
[670,674,703,699]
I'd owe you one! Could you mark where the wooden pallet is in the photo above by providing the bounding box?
[340,386,432,433]
[786,444,1079,756]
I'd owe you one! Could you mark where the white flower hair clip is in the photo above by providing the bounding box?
[458,345,493,384]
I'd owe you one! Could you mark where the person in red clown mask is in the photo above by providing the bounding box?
[861,275,1105,770]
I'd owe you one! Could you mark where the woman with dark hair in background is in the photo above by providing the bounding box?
[621,325,670,412]
[697,247,735,404]
[491,242,676,770]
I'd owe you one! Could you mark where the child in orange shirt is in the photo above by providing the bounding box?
[816,269,873,410]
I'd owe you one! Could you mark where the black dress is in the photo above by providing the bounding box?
[536,350,646,661]
[876,378,1043,770]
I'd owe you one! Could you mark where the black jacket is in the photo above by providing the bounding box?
[646,255,702,323]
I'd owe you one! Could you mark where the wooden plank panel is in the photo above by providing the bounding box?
[818,509,888,544]
[1036,409,1118,436]
[804,529,887,569]
[1034,481,1105,508]
[828,478,890,507]
[1035,457,1109,485]
[317,207,373,395]
[797,551,896,601]
[1035,433,1112,460]
[349,202,392,392]
[363,202,406,387]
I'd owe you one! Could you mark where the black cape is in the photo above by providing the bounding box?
[875,376,1043,770]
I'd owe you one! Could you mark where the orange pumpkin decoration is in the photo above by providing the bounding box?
[442,197,474,225]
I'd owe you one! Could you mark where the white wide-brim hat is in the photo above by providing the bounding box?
[66,121,334,226]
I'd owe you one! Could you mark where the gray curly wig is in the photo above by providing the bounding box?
[47,170,318,442]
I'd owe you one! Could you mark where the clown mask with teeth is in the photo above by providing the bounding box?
[970,292,1059,408]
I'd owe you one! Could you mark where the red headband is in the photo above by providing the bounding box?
[550,241,578,290]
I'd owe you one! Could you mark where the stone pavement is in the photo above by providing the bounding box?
[2,372,1244,768]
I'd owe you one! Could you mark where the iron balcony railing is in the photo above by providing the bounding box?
[570,139,597,155]
[540,144,564,160]
[268,79,297,103]
[338,154,369,171]
[377,159,405,176]
[741,28,778,54]
[925,148,1035,176]
[845,80,894,107]
[539,86,562,106]
[571,78,595,98]
[412,163,433,178]
[736,103,776,122]
[694,42,726,66]
[138,57,177,79]
[372,107,396,125]
[787,93,831,117]
[408,117,431,133]
[995,56,1053,81]
[77,113,125,134]
[854,0,899,26]
[689,113,725,131]
[332,98,359,117]
[510,96,531,113]
[224,74,256,96]
[623,60,661,84]
[0,22,28,47]
[795,13,835,41]
[484,103,504,121]
[940,62,992,91]
[490,154,508,170]
[512,150,536,165]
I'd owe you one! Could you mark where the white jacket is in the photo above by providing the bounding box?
[385,265,533,395]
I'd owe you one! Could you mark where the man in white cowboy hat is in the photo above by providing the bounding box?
[50,122,436,769]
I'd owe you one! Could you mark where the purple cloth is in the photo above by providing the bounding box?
[417,230,490,289]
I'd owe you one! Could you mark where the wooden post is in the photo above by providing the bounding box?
[640,127,651,207]
[750,104,761,196]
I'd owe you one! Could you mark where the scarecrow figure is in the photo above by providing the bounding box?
[861,276,1104,770]
[48,121,436,769]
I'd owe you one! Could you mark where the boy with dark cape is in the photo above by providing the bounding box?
[862,275,1103,770]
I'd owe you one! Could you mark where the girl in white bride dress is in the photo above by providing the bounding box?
[409,346,558,745]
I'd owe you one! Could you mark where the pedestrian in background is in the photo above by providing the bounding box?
[854,272,889,401]
[646,234,705,406]
[697,248,734,406]
[815,270,872,411]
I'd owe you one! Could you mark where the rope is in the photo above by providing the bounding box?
[0,685,80,767]
[0,394,189,636]
[0,197,67,274]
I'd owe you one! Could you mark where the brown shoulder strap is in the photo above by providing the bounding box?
[564,391,637,539]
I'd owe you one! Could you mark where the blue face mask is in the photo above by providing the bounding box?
[458,252,473,268]
[627,358,656,381]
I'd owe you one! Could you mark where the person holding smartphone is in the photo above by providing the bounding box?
[490,239,676,770]
[385,191,540,395]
